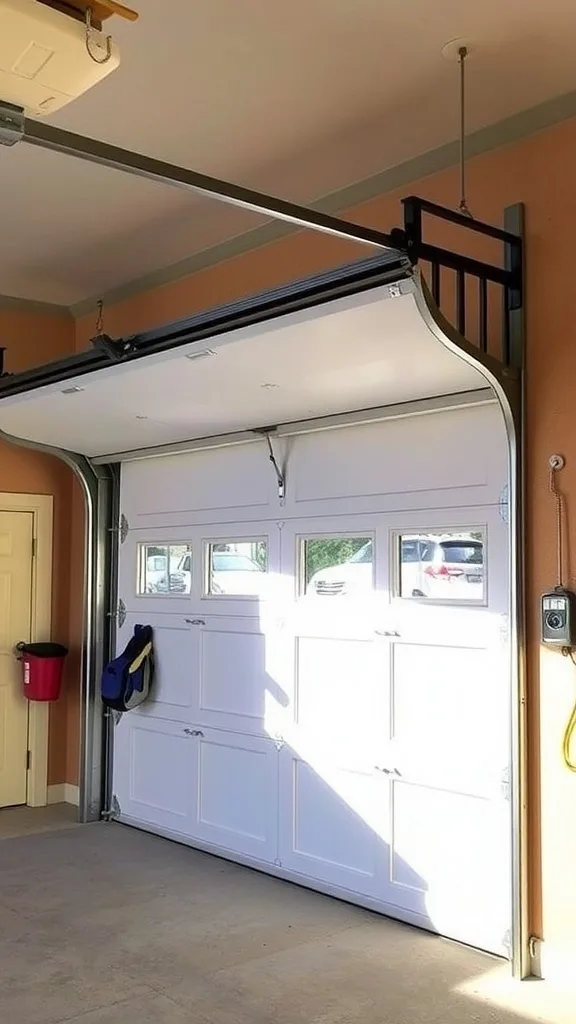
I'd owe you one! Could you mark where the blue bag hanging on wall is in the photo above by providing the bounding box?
[101,624,154,712]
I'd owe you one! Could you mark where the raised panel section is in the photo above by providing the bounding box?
[197,617,287,735]
[291,405,506,511]
[192,732,278,862]
[295,636,379,753]
[389,778,510,949]
[114,717,196,834]
[391,642,490,745]
[278,749,382,896]
[121,443,270,527]
[200,628,266,720]
[119,614,199,724]
[0,532,13,557]
[0,574,11,650]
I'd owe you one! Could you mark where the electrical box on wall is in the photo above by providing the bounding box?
[541,590,576,646]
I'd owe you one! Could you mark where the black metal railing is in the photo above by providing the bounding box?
[391,196,523,370]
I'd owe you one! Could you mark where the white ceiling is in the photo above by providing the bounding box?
[0,283,487,457]
[2,0,576,305]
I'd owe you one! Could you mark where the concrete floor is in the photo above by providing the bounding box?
[0,821,572,1024]
[0,803,79,840]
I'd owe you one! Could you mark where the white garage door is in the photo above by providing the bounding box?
[112,401,512,956]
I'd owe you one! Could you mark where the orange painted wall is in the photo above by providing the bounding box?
[0,307,76,787]
[72,114,576,955]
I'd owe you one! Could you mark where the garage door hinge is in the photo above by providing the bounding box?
[0,102,24,147]
[107,597,127,628]
[109,514,129,544]
[105,795,121,821]
[499,483,509,523]
[274,734,285,751]
[502,928,512,958]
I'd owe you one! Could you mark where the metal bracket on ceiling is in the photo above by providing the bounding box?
[254,427,285,501]
[0,101,24,147]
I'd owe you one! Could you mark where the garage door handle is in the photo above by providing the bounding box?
[375,766,401,776]
[183,728,204,737]
[375,629,400,637]
[185,618,205,626]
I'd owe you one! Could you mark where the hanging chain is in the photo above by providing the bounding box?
[458,46,473,219]
[549,464,565,589]
[95,299,104,335]
[85,8,113,65]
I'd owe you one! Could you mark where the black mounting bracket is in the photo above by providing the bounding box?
[0,347,13,378]
[90,333,137,362]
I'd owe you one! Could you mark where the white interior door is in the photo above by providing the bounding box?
[0,511,33,809]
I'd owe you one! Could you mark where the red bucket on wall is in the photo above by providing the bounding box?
[16,642,69,702]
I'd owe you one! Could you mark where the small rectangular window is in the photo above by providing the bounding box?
[301,536,373,597]
[138,543,192,596]
[398,532,485,602]
[204,539,268,597]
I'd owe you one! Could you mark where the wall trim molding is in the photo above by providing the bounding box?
[47,783,80,806]
[0,294,71,317]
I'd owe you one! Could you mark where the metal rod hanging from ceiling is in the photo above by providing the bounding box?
[14,112,404,255]
[458,46,473,219]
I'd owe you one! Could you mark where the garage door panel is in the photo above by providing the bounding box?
[192,732,278,862]
[294,635,382,749]
[278,749,385,896]
[291,407,505,511]
[114,406,512,957]
[200,623,266,721]
[118,613,198,723]
[389,777,510,951]
[121,446,273,526]
[390,642,494,751]
[193,616,287,736]
[113,717,196,834]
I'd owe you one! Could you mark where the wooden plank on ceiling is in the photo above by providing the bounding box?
[38,0,139,23]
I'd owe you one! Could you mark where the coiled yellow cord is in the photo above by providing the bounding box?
[562,648,576,771]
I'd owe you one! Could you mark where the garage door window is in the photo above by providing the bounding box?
[301,536,373,597]
[204,540,268,597]
[138,543,192,595]
[396,532,485,601]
